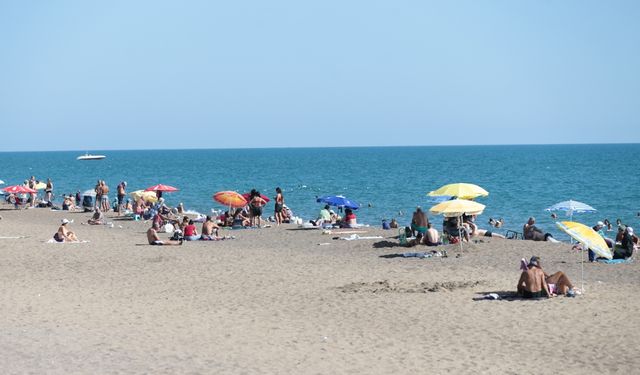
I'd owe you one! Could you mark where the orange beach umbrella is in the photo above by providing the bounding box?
[213,191,247,208]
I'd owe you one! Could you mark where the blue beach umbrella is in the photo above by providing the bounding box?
[545,200,596,221]
[316,195,360,209]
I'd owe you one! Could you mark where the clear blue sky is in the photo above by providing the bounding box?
[1,1,638,151]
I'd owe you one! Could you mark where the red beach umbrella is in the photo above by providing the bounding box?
[213,191,247,208]
[144,184,179,192]
[242,192,270,203]
[3,185,37,194]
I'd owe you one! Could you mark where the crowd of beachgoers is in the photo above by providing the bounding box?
[3,175,639,300]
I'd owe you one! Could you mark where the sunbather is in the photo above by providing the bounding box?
[201,215,221,240]
[523,217,558,242]
[517,256,575,298]
[147,227,183,246]
[88,208,105,225]
[54,218,79,242]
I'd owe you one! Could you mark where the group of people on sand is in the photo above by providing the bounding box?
[517,256,577,298]
[404,207,505,247]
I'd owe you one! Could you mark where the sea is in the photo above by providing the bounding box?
[1,144,639,240]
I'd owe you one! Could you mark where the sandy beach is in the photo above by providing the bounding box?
[1,206,639,374]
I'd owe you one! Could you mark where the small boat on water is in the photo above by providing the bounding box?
[77,153,106,160]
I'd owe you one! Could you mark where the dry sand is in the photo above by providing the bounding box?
[1,206,639,374]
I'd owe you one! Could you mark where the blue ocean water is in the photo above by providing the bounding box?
[1,144,639,239]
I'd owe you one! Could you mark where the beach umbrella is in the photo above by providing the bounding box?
[145,184,179,192]
[316,195,360,209]
[213,191,247,208]
[81,189,96,197]
[429,199,486,251]
[3,185,37,194]
[557,221,612,292]
[428,183,489,200]
[429,199,485,217]
[546,200,596,221]
[130,190,158,203]
[242,192,271,203]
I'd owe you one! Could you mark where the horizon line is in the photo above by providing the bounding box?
[0,142,638,153]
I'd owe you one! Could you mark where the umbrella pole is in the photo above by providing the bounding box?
[458,215,463,252]
[581,246,584,293]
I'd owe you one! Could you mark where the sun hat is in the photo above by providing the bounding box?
[596,221,604,227]
[528,256,540,267]
[61,218,70,225]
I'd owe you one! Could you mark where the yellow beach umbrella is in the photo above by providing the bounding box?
[556,221,611,260]
[428,183,489,200]
[429,199,486,217]
[129,190,158,203]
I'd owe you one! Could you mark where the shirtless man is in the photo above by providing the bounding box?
[518,256,575,298]
[425,223,440,246]
[54,219,79,242]
[411,207,429,237]
[147,227,183,246]
[201,215,220,240]
[517,256,551,298]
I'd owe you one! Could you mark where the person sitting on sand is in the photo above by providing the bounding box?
[425,223,440,246]
[444,217,470,243]
[411,207,429,237]
[613,226,636,260]
[517,256,575,298]
[462,214,477,236]
[523,217,557,242]
[183,219,200,241]
[340,208,357,228]
[54,219,79,242]
[62,195,75,211]
[147,227,183,246]
[201,216,220,240]
[232,208,250,229]
[313,204,333,227]
[389,218,399,229]
[88,208,105,225]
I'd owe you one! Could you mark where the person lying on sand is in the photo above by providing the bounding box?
[54,219,79,242]
[147,227,183,246]
[517,256,575,298]
[523,217,558,242]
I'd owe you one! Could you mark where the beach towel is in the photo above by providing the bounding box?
[45,239,90,244]
[339,234,383,241]
[596,258,630,264]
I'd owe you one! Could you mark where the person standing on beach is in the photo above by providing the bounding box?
[249,190,267,227]
[44,178,53,203]
[274,187,284,225]
[28,176,37,207]
[100,180,110,212]
[117,181,127,215]
[94,180,102,210]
